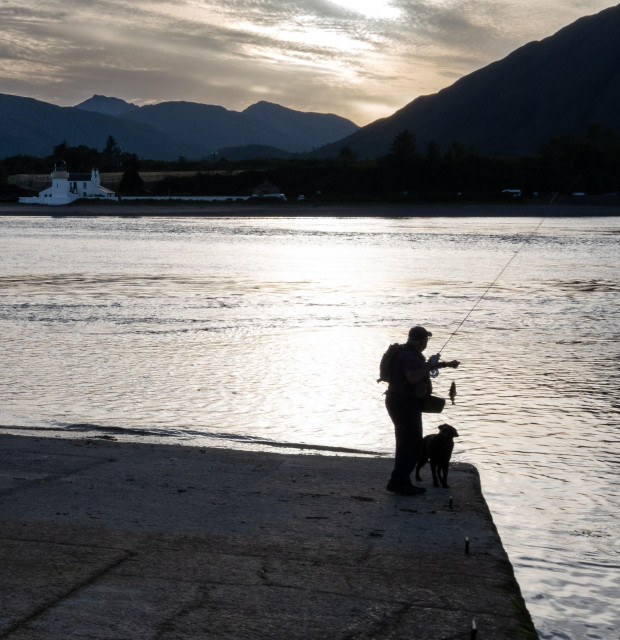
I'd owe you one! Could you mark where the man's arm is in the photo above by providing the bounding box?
[405,359,460,384]
[437,360,460,369]
[405,362,433,386]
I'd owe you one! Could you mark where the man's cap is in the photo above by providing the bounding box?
[408,325,432,341]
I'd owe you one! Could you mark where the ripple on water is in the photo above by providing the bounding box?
[0,215,618,640]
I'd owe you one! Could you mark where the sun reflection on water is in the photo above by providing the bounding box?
[0,215,619,639]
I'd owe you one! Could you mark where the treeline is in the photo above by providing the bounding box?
[143,125,620,201]
[2,125,620,202]
[3,136,137,174]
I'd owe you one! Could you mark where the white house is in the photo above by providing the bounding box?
[251,180,286,201]
[19,162,116,205]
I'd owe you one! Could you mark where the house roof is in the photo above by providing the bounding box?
[252,180,280,194]
[68,173,93,181]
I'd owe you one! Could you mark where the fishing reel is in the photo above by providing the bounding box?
[428,353,441,378]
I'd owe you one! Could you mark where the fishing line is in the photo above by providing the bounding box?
[435,188,573,360]
[429,185,576,384]
[436,215,548,359]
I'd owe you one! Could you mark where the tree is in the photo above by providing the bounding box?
[53,140,68,160]
[120,152,140,170]
[118,168,144,196]
[381,129,420,192]
[388,129,418,166]
[425,140,442,163]
[102,135,122,170]
[103,135,120,156]
[63,144,100,171]
[337,146,357,167]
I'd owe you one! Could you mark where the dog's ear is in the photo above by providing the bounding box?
[438,423,451,431]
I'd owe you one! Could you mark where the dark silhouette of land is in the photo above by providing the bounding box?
[314,4,620,158]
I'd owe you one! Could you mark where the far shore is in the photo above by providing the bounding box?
[1,200,619,218]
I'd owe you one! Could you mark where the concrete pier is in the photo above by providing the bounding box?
[0,434,537,639]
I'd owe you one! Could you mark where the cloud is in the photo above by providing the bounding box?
[0,0,616,124]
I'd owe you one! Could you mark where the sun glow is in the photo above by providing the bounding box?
[329,0,401,20]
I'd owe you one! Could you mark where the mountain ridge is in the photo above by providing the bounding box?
[0,93,202,160]
[75,95,140,116]
[0,94,359,160]
[312,4,620,158]
[2,5,619,162]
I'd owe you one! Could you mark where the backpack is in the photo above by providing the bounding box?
[377,343,406,383]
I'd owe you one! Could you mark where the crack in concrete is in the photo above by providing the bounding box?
[0,547,135,638]
[152,584,214,640]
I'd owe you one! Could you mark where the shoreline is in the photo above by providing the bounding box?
[0,433,538,639]
[1,201,619,217]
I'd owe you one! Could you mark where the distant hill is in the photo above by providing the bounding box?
[0,94,202,160]
[4,5,618,163]
[119,100,358,155]
[314,4,620,158]
[0,94,358,161]
[75,94,140,116]
[243,101,359,152]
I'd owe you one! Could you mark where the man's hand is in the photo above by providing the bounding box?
[438,359,460,369]
[427,353,441,368]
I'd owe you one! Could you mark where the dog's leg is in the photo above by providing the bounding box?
[440,463,450,488]
[430,461,439,487]
[435,463,444,487]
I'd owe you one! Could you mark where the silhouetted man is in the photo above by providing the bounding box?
[385,326,459,495]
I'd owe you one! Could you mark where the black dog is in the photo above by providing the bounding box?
[415,423,459,488]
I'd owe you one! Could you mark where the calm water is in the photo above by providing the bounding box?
[1,214,618,639]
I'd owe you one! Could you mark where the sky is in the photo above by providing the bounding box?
[0,0,617,126]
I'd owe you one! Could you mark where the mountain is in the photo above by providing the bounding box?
[5,5,617,163]
[243,101,359,151]
[75,94,139,116]
[120,100,358,154]
[0,94,359,160]
[121,101,288,154]
[314,4,620,158]
[0,94,204,160]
